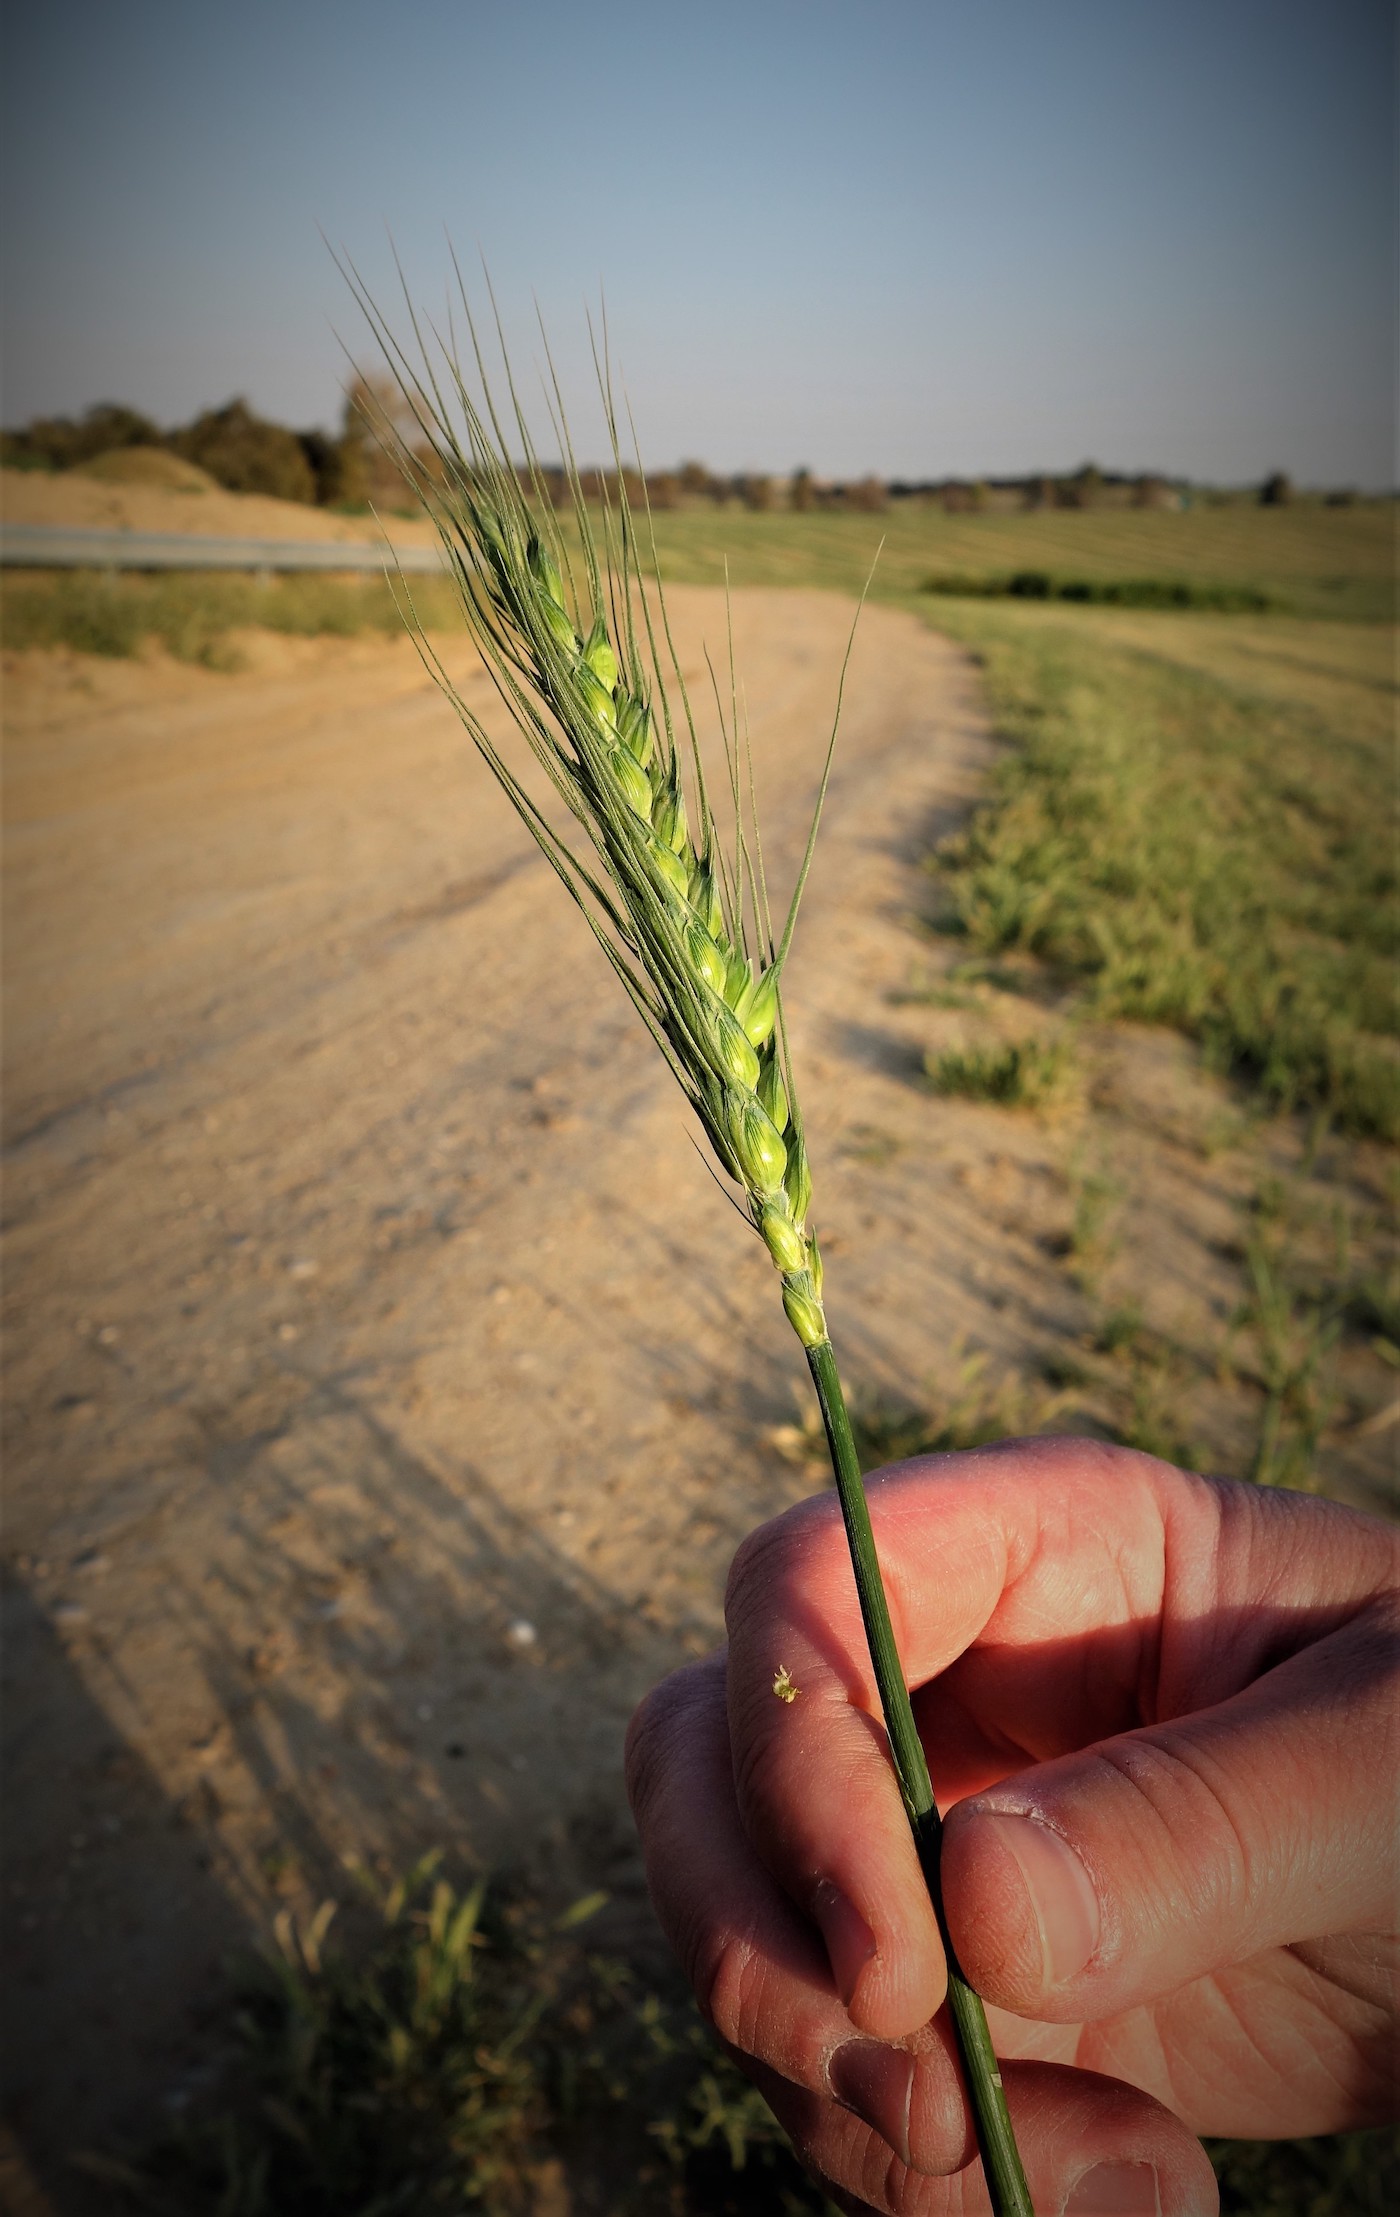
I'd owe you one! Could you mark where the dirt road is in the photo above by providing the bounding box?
[4,588,1029,2188]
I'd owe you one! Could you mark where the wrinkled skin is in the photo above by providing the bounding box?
[627,1439,1399,2215]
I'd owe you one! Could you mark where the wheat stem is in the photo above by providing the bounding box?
[806,1337,1033,2217]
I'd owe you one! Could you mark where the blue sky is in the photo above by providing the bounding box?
[2,0,1394,483]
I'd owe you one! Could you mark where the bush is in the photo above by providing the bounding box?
[921,572,1273,613]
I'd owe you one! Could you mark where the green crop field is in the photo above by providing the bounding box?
[643,497,1395,622]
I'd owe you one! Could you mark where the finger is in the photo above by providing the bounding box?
[942,1591,1400,2025]
[629,1652,1059,2178]
[724,1501,950,2038]
[627,1653,970,2158]
[756,2056,1219,2216]
[628,1654,857,2077]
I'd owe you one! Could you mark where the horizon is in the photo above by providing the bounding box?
[1,1,1394,490]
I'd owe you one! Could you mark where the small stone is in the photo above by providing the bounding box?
[505,1618,538,1650]
[288,1258,319,1279]
[52,1602,88,1627]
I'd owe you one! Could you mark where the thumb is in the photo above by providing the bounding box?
[940,1603,1398,2023]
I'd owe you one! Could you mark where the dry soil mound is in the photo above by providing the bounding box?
[76,447,220,493]
[0,462,437,547]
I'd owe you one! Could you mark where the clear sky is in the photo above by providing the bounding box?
[1,0,1394,485]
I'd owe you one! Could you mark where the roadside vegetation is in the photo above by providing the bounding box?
[90,1857,1396,2217]
[87,1861,838,2215]
[927,603,1396,1141]
[0,567,464,667]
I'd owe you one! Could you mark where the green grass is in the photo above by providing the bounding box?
[924,607,1397,1140]
[640,499,1395,622]
[925,1034,1075,1108]
[1209,2129,1400,2215]
[644,501,1396,1139]
[90,1858,837,2215]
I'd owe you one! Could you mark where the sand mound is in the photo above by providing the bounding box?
[0,463,438,547]
[77,447,219,493]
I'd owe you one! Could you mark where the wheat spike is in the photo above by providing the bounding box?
[350,281,830,1348]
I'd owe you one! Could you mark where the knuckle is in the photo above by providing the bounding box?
[689,1918,765,2050]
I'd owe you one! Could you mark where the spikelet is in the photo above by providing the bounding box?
[346,276,852,1354]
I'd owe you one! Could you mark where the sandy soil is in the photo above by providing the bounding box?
[2,579,1394,2209]
[1,464,438,551]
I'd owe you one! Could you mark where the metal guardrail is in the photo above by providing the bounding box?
[0,525,447,574]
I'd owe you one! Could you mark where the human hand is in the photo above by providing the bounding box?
[626,1438,1399,2214]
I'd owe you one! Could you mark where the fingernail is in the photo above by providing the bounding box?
[1065,2160,1160,2214]
[829,2039,914,2168]
[811,1879,877,2008]
[980,1813,1100,1987]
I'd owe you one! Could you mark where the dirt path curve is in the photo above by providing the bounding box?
[2,588,1001,2189]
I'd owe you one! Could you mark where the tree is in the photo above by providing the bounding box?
[173,399,316,502]
[1259,470,1293,506]
[1,402,162,472]
[845,475,887,513]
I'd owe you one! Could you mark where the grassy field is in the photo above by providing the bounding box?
[924,602,1396,1139]
[640,498,1396,622]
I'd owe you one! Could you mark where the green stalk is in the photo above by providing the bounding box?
[806,1336,1034,2217]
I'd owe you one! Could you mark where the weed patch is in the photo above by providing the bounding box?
[926,612,1398,1139]
[90,1858,836,2215]
[925,1034,1075,1109]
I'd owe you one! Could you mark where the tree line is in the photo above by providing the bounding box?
[1,388,1320,513]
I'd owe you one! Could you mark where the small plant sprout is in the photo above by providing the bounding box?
[347,267,1032,2217]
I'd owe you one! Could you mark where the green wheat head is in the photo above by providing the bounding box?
[348,275,851,1350]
